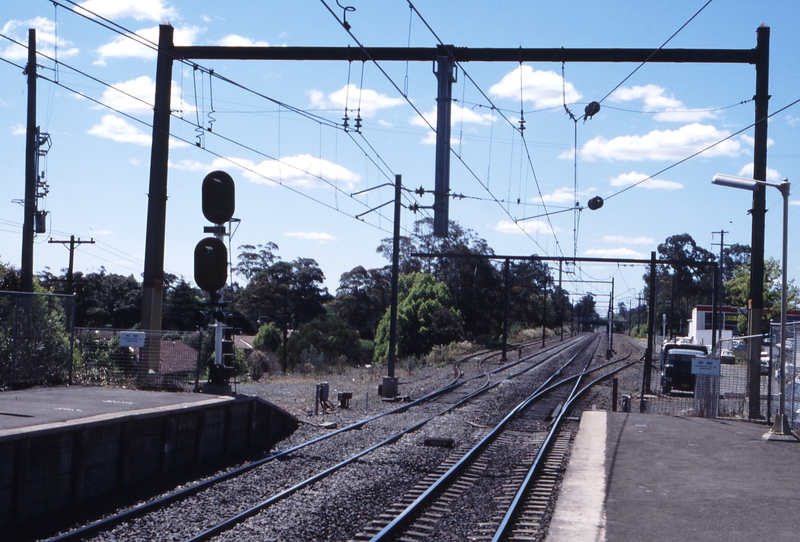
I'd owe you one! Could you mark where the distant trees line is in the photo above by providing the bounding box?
[4,222,787,373]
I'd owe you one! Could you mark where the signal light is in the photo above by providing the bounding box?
[202,170,235,224]
[194,237,228,294]
[194,310,207,330]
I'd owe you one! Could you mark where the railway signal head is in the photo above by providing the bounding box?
[202,170,235,224]
[194,237,228,295]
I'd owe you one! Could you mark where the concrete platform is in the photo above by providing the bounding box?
[549,411,800,542]
[0,386,298,529]
[0,386,229,434]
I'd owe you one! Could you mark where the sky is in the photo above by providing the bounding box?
[2,0,800,317]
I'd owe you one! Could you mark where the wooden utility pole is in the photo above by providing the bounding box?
[21,29,36,293]
[48,236,95,293]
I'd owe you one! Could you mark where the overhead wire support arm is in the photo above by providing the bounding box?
[169,45,759,64]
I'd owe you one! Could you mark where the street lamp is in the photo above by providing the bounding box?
[712,173,792,435]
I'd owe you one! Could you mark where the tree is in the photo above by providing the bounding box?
[330,266,390,340]
[253,322,282,353]
[162,278,204,331]
[377,218,503,341]
[233,243,279,281]
[507,258,554,328]
[1,262,72,387]
[233,250,331,332]
[724,257,799,334]
[287,312,364,368]
[373,272,463,362]
[643,233,716,337]
[574,294,598,332]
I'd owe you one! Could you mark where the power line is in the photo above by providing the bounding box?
[0,35,414,238]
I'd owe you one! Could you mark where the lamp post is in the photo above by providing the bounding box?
[712,173,792,435]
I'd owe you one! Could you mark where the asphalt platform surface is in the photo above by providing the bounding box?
[548,410,800,542]
[0,386,230,436]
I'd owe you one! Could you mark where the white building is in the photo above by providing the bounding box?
[686,305,740,347]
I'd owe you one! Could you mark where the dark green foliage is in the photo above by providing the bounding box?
[253,322,282,353]
[373,272,463,362]
[287,313,363,368]
[331,266,390,340]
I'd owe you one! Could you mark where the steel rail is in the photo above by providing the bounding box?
[491,349,641,541]
[368,335,601,541]
[46,336,584,542]
[183,336,594,542]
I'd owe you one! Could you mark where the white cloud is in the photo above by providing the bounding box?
[538,187,596,205]
[609,171,683,191]
[88,114,188,147]
[13,124,26,135]
[576,123,742,161]
[95,25,200,64]
[98,75,195,114]
[77,0,177,22]
[584,247,647,258]
[284,231,335,242]
[88,115,152,145]
[735,163,783,183]
[489,65,580,109]
[1,18,79,61]
[495,220,559,235]
[602,235,654,245]
[214,35,270,47]
[610,84,715,123]
[169,159,209,172]
[410,102,495,144]
[222,154,360,190]
[309,84,404,118]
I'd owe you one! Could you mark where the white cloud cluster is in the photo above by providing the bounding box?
[176,155,360,191]
[77,0,177,22]
[308,84,404,118]
[94,25,200,64]
[577,123,742,161]
[1,18,79,61]
[609,171,683,191]
[495,220,560,235]
[538,187,596,205]
[610,84,716,123]
[244,154,360,189]
[97,75,195,115]
[489,65,580,109]
[214,35,270,47]
[87,114,188,148]
[88,115,151,145]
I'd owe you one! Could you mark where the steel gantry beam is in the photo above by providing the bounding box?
[143,26,768,417]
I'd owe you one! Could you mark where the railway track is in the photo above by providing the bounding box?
[352,334,640,541]
[44,335,603,542]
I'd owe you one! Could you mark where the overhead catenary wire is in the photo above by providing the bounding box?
[0,35,415,242]
[400,0,565,257]
[318,0,557,256]
[49,0,424,219]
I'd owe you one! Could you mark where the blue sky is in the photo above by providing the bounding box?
[2,0,799,316]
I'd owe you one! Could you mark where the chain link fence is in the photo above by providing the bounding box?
[1,291,202,391]
[624,323,800,428]
[73,328,202,391]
